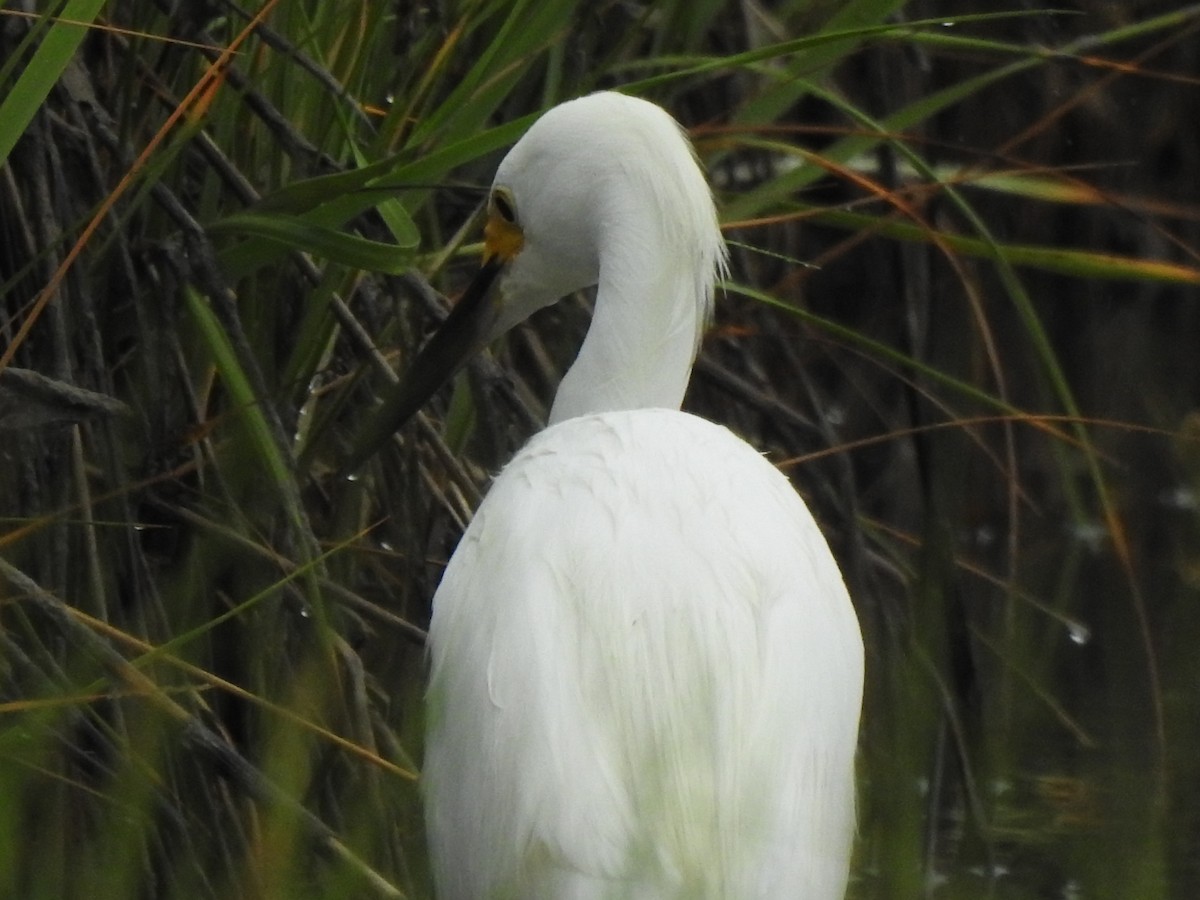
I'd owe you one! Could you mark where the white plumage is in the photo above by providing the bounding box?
[404,92,864,899]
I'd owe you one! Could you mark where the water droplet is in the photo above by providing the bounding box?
[1159,485,1196,510]
[1067,620,1091,646]
[1069,520,1106,553]
[966,861,1010,879]
[925,871,948,891]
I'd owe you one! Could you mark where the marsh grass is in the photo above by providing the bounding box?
[2,1,1199,897]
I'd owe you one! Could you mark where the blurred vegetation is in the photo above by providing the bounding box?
[2,1,1199,898]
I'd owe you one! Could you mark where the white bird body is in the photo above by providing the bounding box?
[405,92,864,899]
[424,409,862,898]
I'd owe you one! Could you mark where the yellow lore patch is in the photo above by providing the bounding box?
[483,210,524,263]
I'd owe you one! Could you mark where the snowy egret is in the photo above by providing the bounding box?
[383,92,863,899]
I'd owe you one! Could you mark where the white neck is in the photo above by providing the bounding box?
[548,231,705,424]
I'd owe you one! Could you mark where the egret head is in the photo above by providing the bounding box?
[344,92,724,468]
[484,91,723,329]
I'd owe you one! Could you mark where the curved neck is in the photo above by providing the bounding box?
[548,232,703,424]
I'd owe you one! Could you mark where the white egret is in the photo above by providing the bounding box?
[378,92,863,899]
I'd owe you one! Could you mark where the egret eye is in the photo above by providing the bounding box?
[491,190,517,223]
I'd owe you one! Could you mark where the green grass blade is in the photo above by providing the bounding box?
[210,211,418,276]
[797,205,1200,285]
[182,286,294,493]
[0,0,106,167]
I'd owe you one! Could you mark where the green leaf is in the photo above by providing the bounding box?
[0,0,107,167]
[181,286,293,494]
[225,116,533,275]
[799,206,1200,285]
[210,211,416,276]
